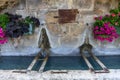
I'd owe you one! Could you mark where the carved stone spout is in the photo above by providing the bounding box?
[79,25,93,54]
[39,28,50,49]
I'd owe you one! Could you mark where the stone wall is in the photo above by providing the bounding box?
[1,0,120,56]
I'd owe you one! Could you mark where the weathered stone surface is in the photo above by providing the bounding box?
[69,23,85,36]
[60,36,79,47]
[83,15,96,25]
[46,11,58,24]
[1,0,120,55]
[0,0,19,12]
[16,10,28,18]
[94,0,119,15]
[46,21,84,37]
[16,10,37,18]
[46,11,60,36]
[17,0,26,10]
[26,0,42,10]
[46,10,83,36]
[96,0,109,4]
[46,24,61,36]
[59,24,70,37]
[0,70,120,80]
[26,0,68,9]
[43,0,68,9]
[73,0,94,11]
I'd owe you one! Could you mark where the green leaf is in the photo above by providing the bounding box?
[115,26,120,35]
[110,9,119,14]
[0,14,9,29]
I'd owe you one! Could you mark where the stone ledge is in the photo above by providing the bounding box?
[0,69,120,80]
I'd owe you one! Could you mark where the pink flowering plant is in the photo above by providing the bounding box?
[93,22,118,42]
[0,27,7,44]
[93,6,120,42]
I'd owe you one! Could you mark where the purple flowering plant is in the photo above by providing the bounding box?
[0,13,40,45]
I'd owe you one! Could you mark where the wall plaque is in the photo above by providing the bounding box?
[58,9,79,24]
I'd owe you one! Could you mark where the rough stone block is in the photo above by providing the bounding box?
[47,24,61,36]
[26,0,42,9]
[26,0,68,9]
[17,0,26,10]
[94,0,117,15]
[46,11,58,24]
[43,0,68,9]
[83,15,96,26]
[73,0,94,11]
[60,35,79,46]
[70,23,85,37]
[46,11,61,36]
